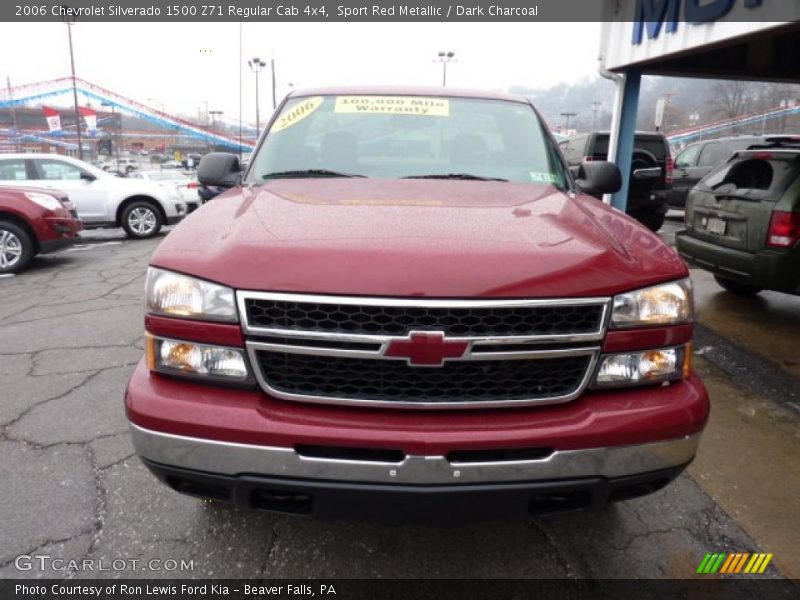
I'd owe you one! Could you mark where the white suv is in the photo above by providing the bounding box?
[108,157,140,174]
[0,154,186,239]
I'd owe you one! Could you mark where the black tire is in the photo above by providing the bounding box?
[0,220,35,274]
[714,275,763,296]
[121,201,163,239]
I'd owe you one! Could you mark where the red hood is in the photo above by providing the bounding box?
[151,179,686,298]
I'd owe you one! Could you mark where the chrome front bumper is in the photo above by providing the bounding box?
[130,423,700,486]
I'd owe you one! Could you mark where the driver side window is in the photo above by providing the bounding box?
[36,159,83,180]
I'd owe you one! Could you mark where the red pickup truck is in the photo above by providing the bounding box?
[125,87,708,520]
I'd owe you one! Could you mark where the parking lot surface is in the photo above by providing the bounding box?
[1,221,798,580]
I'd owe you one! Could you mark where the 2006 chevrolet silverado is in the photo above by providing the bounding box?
[125,87,708,521]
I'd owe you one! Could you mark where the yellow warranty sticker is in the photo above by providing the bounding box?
[334,96,450,116]
[271,96,324,132]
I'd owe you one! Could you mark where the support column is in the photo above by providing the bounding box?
[607,69,641,212]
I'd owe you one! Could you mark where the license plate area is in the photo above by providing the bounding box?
[705,217,727,236]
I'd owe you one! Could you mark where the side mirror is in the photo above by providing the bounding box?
[574,161,622,196]
[80,171,96,182]
[197,152,241,188]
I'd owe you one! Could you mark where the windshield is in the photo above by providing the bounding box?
[247,95,567,187]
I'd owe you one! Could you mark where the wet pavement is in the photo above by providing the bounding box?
[1,220,798,580]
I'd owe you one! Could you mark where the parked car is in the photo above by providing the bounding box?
[668,135,766,209]
[677,136,800,296]
[109,157,140,174]
[161,160,182,169]
[0,185,82,273]
[561,131,672,231]
[0,154,186,239]
[126,87,707,521]
[181,153,203,169]
[129,170,201,212]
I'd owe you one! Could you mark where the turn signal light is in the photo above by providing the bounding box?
[145,333,250,383]
[593,345,688,388]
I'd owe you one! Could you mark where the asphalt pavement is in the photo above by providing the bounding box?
[1,218,798,580]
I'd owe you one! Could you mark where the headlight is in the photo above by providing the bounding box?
[145,267,237,322]
[611,278,693,328]
[146,335,250,382]
[25,192,62,211]
[594,345,690,388]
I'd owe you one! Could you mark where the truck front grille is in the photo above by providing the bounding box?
[253,351,592,405]
[242,296,605,337]
[238,292,609,409]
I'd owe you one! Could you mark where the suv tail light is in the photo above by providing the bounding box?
[665,157,674,185]
[767,211,800,249]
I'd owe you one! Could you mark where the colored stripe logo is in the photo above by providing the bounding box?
[696,553,773,574]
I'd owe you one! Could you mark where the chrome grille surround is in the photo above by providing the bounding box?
[238,292,611,409]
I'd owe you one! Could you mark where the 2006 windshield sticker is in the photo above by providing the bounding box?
[271,96,324,132]
[334,96,450,116]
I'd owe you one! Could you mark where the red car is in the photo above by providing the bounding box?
[0,186,82,274]
[126,88,708,520]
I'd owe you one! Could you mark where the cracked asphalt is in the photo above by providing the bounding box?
[1,221,798,581]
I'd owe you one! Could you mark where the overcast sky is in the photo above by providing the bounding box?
[0,22,601,125]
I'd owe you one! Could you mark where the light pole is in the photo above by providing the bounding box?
[591,101,601,131]
[147,97,167,155]
[100,101,121,165]
[560,112,577,134]
[248,57,267,133]
[434,51,456,87]
[271,57,277,110]
[62,13,83,160]
[209,110,223,151]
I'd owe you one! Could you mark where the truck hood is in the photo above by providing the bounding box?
[152,179,686,298]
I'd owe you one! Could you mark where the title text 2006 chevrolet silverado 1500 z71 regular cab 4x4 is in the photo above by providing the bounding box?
[125,87,708,521]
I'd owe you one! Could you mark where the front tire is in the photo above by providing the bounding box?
[714,275,763,296]
[0,220,35,274]
[121,201,163,239]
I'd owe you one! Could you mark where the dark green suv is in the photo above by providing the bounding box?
[676,137,800,296]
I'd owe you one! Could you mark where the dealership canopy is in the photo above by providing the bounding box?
[598,0,800,210]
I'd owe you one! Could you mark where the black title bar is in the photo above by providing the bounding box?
[5,579,799,600]
[4,0,798,22]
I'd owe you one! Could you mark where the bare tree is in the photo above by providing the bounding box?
[750,83,793,112]
[710,80,758,119]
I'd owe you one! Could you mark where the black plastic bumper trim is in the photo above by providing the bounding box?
[141,458,688,522]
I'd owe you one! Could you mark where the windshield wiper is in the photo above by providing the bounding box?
[401,173,508,182]
[261,169,366,180]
